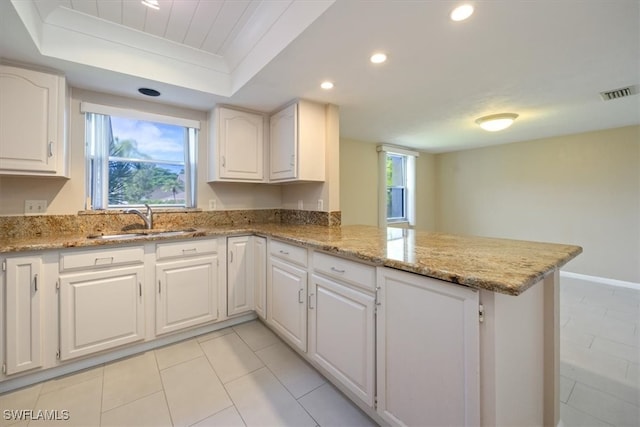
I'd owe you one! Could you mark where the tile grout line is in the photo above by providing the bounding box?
[194,333,248,427]
[566,380,639,426]
[152,349,176,427]
[255,345,323,427]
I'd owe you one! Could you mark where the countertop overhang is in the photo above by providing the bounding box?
[0,224,582,296]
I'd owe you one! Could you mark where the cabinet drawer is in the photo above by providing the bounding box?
[156,239,217,260]
[270,240,307,267]
[313,252,376,292]
[60,246,144,271]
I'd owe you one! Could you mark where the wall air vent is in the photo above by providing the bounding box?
[600,85,638,101]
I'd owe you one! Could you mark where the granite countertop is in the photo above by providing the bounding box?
[0,224,582,296]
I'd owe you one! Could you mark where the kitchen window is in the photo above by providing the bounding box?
[377,145,418,227]
[82,102,198,210]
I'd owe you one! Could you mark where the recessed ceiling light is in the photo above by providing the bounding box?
[320,81,334,90]
[450,4,474,21]
[475,113,519,132]
[138,87,161,97]
[141,0,159,10]
[370,53,387,64]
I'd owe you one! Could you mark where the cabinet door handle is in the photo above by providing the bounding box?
[48,141,54,157]
[158,280,161,294]
[330,266,346,274]
[290,154,295,166]
[34,274,38,292]
[139,282,142,297]
[229,251,233,263]
[298,288,304,304]
[308,293,314,309]
[279,250,289,255]
[95,256,114,265]
[182,248,197,254]
[375,286,382,306]
[222,156,226,167]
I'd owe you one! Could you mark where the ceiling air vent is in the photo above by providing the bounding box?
[600,85,638,101]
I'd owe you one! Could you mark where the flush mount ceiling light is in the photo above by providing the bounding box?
[475,113,519,132]
[141,0,160,10]
[320,81,334,90]
[138,87,160,97]
[450,4,474,21]
[370,53,387,64]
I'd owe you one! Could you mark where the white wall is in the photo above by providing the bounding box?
[435,126,640,283]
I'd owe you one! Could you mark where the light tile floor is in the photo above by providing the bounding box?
[560,276,640,427]
[0,321,378,427]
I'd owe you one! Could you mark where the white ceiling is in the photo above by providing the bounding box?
[1,0,639,153]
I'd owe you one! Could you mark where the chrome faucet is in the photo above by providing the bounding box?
[124,203,154,229]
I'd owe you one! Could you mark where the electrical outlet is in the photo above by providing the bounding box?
[297,200,303,209]
[25,200,47,215]
[317,199,323,211]
[209,199,216,210]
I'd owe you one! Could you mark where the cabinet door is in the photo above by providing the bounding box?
[309,274,375,407]
[269,103,297,181]
[218,108,264,181]
[253,236,267,319]
[227,236,254,316]
[376,268,480,427]
[5,256,42,374]
[59,265,144,360]
[267,257,307,351]
[0,66,63,175]
[156,256,218,335]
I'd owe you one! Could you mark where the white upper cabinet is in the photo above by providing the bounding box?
[269,100,325,182]
[208,106,265,182]
[0,65,69,177]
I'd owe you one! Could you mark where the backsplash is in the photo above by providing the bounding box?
[0,209,341,239]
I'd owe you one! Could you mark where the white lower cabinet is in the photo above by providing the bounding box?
[227,236,254,316]
[59,265,144,361]
[308,273,375,407]
[267,257,308,352]
[3,255,42,374]
[376,267,480,427]
[156,254,219,335]
[253,236,267,319]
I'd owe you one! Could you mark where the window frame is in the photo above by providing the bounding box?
[377,145,419,228]
[81,102,199,210]
[386,153,408,223]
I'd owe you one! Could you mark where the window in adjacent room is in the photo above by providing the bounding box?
[377,145,419,227]
[386,153,407,221]
[82,102,198,210]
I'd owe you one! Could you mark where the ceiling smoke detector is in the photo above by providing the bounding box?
[600,85,638,101]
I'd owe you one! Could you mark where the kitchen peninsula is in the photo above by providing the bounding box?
[0,216,582,426]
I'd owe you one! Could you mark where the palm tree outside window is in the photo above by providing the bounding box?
[83,103,198,210]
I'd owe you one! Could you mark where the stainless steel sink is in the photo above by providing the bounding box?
[87,228,197,240]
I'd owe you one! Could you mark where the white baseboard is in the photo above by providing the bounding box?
[561,271,640,291]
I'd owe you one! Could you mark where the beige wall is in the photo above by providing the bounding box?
[435,126,640,283]
[339,138,437,230]
[0,87,284,215]
[339,138,378,226]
